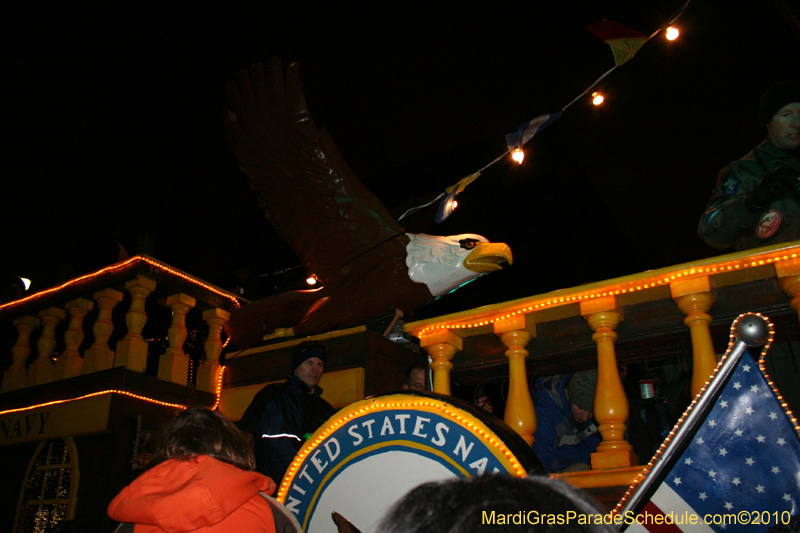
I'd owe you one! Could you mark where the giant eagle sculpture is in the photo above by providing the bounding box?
[224,58,512,349]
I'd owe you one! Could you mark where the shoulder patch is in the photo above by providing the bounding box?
[757,210,781,239]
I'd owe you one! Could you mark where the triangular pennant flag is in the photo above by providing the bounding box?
[587,20,647,67]
[434,172,480,223]
[505,111,562,151]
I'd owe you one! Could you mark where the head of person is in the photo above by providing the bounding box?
[292,340,327,391]
[147,407,255,471]
[760,81,800,151]
[376,474,616,533]
[566,370,596,424]
[402,365,426,391]
[474,383,493,414]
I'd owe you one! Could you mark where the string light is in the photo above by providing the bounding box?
[0,256,243,312]
[665,26,679,40]
[0,365,228,417]
[408,248,800,336]
[404,0,695,224]
[591,92,604,106]
[306,275,318,286]
[511,147,524,164]
[0,390,190,417]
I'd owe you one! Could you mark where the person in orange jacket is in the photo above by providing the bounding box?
[108,408,300,533]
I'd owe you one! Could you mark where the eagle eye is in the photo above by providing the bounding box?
[459,239,479,250]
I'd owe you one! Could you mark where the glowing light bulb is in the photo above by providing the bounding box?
[665,26,679,40]
[452,200,458,208]
[19,277,31,290]
[591,92,604,106]
[306,275,317,286]
[511,147,524,164]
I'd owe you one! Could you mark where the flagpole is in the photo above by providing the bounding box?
[615,313,770,525]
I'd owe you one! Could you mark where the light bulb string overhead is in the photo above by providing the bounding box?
[418,0,693,223]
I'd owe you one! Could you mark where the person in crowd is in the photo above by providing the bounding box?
[698,80,800,250]
[375,473,616,533]
[238,341,335,482]
[402,365,427,391]
[532,370,601,473]
[107,408,301,533]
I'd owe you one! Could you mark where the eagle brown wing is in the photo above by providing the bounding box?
[224,58,404,285]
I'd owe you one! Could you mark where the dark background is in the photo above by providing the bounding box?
[4,0,800,321]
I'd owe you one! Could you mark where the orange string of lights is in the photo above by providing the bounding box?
[0,255,241,312]
[411,250,800,337]
[0,365,228,417]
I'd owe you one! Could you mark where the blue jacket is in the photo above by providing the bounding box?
[532,374,601,473]
[239,375,335,483]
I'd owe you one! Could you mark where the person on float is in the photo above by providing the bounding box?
[531,370,601,473]
[402,365,427,391]
[698,80,800,417]
[238,341,335,483]
[698,81,800,249]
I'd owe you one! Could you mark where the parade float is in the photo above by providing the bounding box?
[3,242,800,532]
[3,29,800,530]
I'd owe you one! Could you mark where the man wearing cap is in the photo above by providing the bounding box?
[238,340,335,482]
[531,370,601,473]
[699,80,800,250]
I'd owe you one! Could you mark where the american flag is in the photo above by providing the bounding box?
[618,314,800,533]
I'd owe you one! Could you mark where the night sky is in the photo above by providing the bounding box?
[4,1,800,322]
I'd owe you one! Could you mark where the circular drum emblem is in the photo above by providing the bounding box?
[276,392,541,533]
[757,210,781,239]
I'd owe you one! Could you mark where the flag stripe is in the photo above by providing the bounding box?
[640,501,686,533]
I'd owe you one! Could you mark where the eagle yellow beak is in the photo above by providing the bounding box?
[463,242,513,273]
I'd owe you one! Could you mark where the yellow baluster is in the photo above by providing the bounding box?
[27,307,66,386]
[494,314,536,446]
[671,277,717,397]
[83,288,124,374]
[54,298,94,380]
[115,275,157,372]
[581,297,637,470]
[419,329,462,395]
[1,316,40,392]
[196,308,230,393]
[775,260,800,326]
[157,293,196,386]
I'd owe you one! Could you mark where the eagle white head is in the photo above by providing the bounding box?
[405,233,513,297]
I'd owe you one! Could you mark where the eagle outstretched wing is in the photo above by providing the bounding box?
[224,58,403,285]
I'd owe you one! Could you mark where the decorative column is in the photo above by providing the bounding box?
[1,316,40,392]
[671,277,717,397]
[53,298,94,380]
[776,260,800,326]
[196,308,230,393]
[115,275,157,373]
[157,293,196,386]
[83,288,124,374]
[581,297,637,470]
[27,307,66,386]
[494,314,537,446]
[419,329,462,395]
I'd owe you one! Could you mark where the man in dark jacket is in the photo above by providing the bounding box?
[698,81,800,250]
[239,341,335,483]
